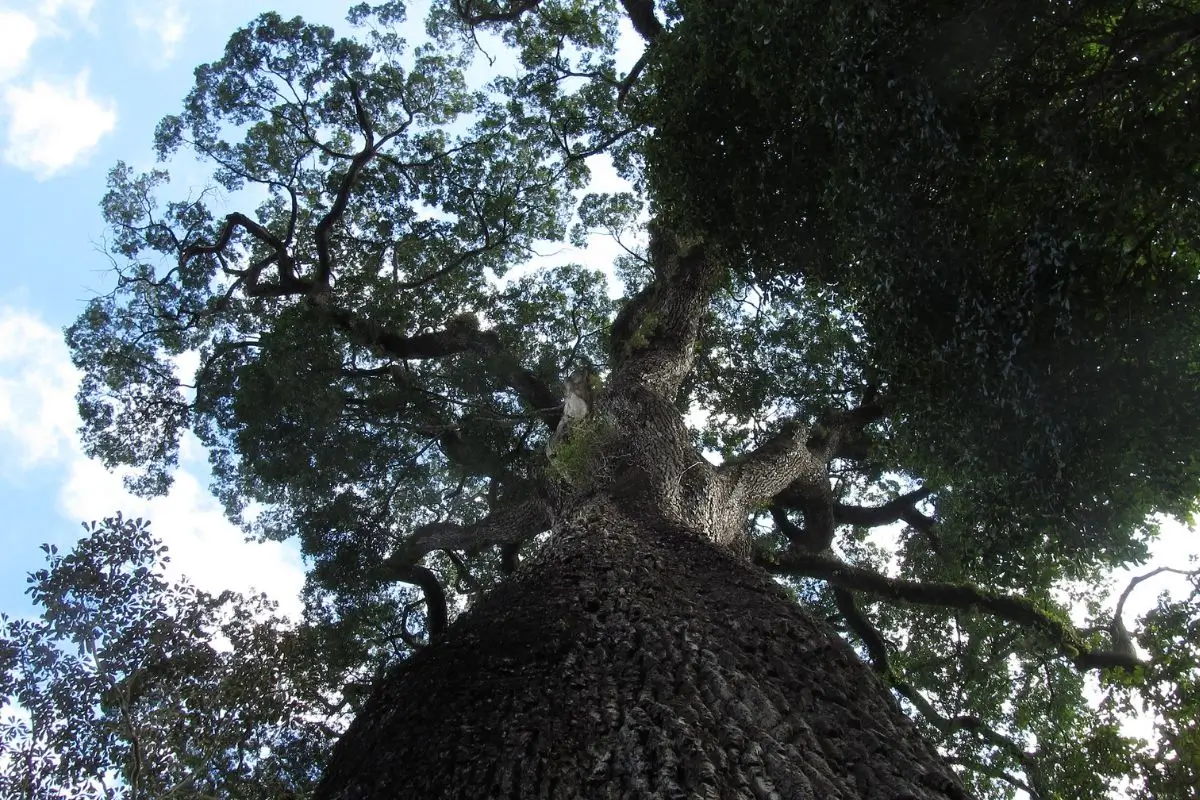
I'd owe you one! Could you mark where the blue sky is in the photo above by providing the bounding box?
[0,0,1195,661]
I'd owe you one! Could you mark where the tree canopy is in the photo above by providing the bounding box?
[19,0,1200,797]
[1,516,337,798]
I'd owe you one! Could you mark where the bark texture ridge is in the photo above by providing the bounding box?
[318,500,967,800]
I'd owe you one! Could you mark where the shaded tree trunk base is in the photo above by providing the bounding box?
[318,500,969,799]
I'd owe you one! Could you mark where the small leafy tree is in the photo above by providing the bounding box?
[0,515,345,798]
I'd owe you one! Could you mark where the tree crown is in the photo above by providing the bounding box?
[55,1,1200,796]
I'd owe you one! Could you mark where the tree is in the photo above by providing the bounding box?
[0,515,340,798]
[63,0,1200,797]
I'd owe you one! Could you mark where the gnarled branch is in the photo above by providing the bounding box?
[446,551,485,594]
[619,0,664,42]
[452,0,544,25]
[617,50,652,106]
[322,307,562,431]
[313,83,408,292]
[835,487,934,528]
[182,80,408,301]
[834,589,1040,779]
[720,420,825,509]
[608,223,725,398]
[499,541,521,576]
[391,498,550,564]
[769,498,834,553]
[807,401,885,461]
[378,499,552,636]
[1113,565,1199,628]
[760,550,1139,673]
[1088,566,1200,668]
[724,401,885,524]
[377,562,449,640]
[181,212,311,298]
[769,504,834,552]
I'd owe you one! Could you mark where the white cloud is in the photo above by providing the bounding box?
[12,0,96,40]
[36,0,94,23]
[1,70,116,179]
[0,307,79,466]
[0,305,305,618]
[0,10,38,83]
[130,0,188,65]
[60,458,306,619]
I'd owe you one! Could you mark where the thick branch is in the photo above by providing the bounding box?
[313,85,406,291]
[499,542,521,576]
[620,0,664,42]
[184,211,284,257]
[1071,650,1145,671]
[453,0,543,25]
[946,756,1041,800]
[609,223,725,399]
[775,497,834,552]
[617,50,651,106]
[394,240,501,291]
[834,588,1041,791]
[438,428,512,479]
[833,588,891,673]
[181,212,311,297]
[377,562,448,640]
[911,697,1040,792]
[1114,565,1199,621]
[807,402,885,461]
[725,402,885,526]
[378,499,551,635]
[1094,566,1200,667]
[478,337,564,431]
[769,505,833,552]
[391,498,550,564]
[721,420,825,510]
[323,306,561,430]
[835,488,933,528]
[564,127,639,164]
[446,550,485,594]
[761,550,1138,673]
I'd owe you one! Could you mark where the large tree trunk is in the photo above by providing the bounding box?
[317,229,966,798]
[316,497,968,799]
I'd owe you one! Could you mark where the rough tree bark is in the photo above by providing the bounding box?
[317,499,968,800]
[315,228,971,799]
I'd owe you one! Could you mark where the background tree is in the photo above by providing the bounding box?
[62,0,1200,797]
[0,515,344,799]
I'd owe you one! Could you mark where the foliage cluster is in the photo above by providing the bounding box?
[649,0,1200,571]
[547,411,621,484]
[0,516,348,798]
